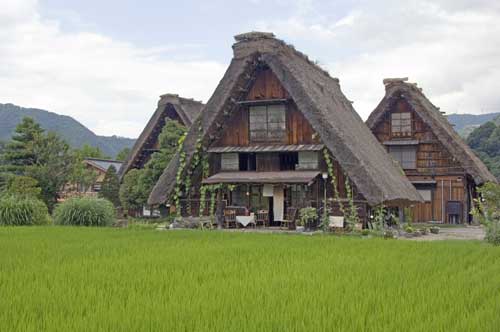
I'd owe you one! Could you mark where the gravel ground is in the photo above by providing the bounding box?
[404,226,485,241]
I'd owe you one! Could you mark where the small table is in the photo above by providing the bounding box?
[236,215,255,227]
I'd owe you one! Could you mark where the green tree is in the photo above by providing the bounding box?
[1,117,44,174]
[119,120,186,212]
[483,127,500,156]
[116,147,131,161]
[119,169,146,211]
[99,165,120,207]
[69,147,99,193]
[467,121,496,151]
[28,132,75,211]
[472,182,500,245]
[73,144,108,159]
[4,175,41,198]
[137,120,186,197]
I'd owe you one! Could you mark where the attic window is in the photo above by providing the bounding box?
[391,112,412,137]
[249,105,286,142]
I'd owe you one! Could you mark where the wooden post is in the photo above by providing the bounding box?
[216,189,224,229]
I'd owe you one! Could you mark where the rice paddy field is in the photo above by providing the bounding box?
[1,227,500,331]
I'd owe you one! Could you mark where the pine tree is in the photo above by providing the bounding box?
[99,165,120,207]
[1,117,44,174]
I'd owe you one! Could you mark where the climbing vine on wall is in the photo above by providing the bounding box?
[322,148,345,216]
[344,176,360,230]
[173,133,187,217]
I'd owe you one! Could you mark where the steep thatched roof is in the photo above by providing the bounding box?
[148,32,422,206]
[367,79,497,185]
[118,94,204,180]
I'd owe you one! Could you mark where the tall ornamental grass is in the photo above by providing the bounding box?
[53,197,115,226]
[0,195,50,225]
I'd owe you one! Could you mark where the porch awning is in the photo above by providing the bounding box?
[207,144,324,153]
[202,171,320,185]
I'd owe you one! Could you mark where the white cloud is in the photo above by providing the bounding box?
[256,0,500,119]
[0,0,226,137]
[2,0,500,139]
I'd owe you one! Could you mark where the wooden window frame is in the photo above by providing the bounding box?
[391,112,412,138]
[248,104,286,143]
[388,146,417,170]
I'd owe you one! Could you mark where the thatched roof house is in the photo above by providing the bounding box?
[118,94,204,179]
[367,79,496,185]
[367,78,496,224]
[148,32,421,209]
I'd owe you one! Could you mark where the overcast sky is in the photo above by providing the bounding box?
[2,0,500,138]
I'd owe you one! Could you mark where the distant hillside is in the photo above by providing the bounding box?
[0,103,135,157]
[446,112,500,137]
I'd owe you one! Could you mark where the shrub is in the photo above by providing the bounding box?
[0,195,50,226]
[383,230,395,239]
[54,197,115,226]
[361,229,370,236]
[485,223,500,246]
[430,226,440,234]
[419,228,429,235]
[404,225,414,234]
[298,207,318,227]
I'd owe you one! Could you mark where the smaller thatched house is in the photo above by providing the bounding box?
[367,78,497,224]
[147,32,421,228]
[118,94,204,179]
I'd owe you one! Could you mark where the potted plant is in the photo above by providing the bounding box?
[298,207,318,231]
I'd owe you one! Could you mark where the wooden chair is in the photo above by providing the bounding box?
[255,210,269,228]
[281,208,297,230]
[223,209,236,229]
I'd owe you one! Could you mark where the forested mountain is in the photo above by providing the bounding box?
[0,103,135,158]
[466,115,500,180]
[446,112,500,137]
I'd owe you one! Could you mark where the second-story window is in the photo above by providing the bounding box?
[249,104,286,142]
[388,146,417,169]
[391,112,412,137]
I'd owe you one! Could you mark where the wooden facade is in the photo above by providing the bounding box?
[148,33,423,225]
[214,69,318,147]
[371,98,473,224]
[197,68,368,226]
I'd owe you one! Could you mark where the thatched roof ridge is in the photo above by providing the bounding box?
[367,80,497,185]
[148,32,422,206]
[118,94,204,180]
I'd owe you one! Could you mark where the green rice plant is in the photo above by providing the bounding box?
[1,228,500,331]
[0,195,49,225]
[53,197,115,226]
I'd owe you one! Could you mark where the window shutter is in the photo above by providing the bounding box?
[221,153,239,171]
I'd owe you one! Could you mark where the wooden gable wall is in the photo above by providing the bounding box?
[214,68,319,147]
[371,99,464,176]
[371,98,470,223]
